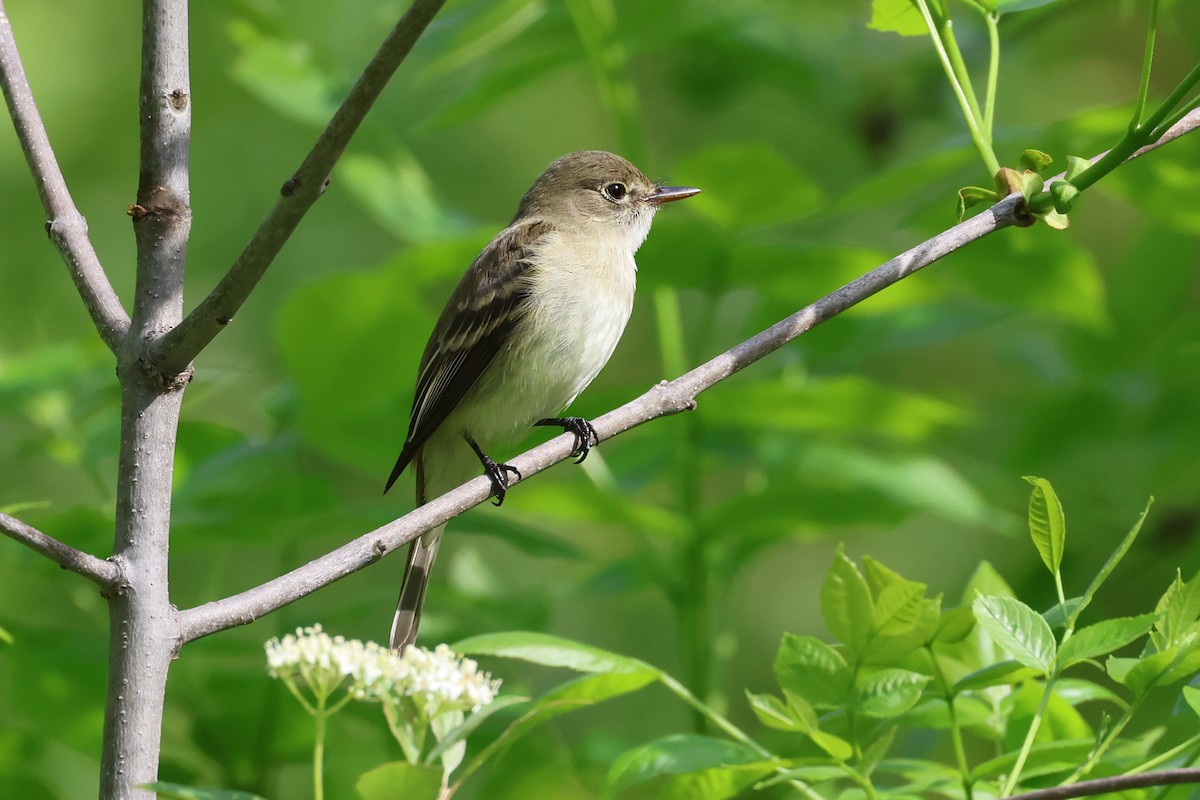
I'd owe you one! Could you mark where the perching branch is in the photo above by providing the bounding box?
[177,107,1200,644]
[148,0,449,376]
[0,512,119,587]
[0,1,130,353]
[1007,767,1200,800]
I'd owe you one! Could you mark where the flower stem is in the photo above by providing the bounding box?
[313,695,327,800]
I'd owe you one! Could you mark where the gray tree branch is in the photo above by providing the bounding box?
[0,512,119,587]
[1007,767,1200,800]
[0,1,130,352]
[148,0,449,376]
[99,1,194,797]
[177,106,1200,644]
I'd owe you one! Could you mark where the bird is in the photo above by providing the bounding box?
[384,150,699,650]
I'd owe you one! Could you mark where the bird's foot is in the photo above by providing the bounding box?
[465,434,522,506]
[537,417,599,463]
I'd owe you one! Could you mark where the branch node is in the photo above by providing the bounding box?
[167,88,188,112]
[281,176,301,197]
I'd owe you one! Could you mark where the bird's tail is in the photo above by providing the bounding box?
[390,525,442,651]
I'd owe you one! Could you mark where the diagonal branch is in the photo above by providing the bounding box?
[0,512,119,588]
[177,106,1200,645]
[1007,767,1200,800]
[178,194,1022,643]
[149,0,448,376]
[0,1,130,352]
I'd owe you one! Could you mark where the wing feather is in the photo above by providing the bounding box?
[384,220,549,493]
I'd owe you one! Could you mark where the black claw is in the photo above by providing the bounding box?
[465,434,521,506]
[537,417,600,463]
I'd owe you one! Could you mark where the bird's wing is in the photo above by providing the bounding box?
[384,220,549,493]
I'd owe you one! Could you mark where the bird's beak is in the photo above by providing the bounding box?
[648,185,701,205]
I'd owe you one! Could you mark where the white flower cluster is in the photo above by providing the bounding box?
[264,624,501,713]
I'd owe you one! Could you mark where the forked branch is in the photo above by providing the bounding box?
[150,0,449,375]
[0,512,119,587]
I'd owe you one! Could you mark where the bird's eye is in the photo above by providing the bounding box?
[602,182,627,202]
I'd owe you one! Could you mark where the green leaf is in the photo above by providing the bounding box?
[1184,686,1200,719]
[856,669,931,718]
[1154,570,1200,650]
[972,595,1057,674]
[822,547,875,656]
[1050,180,1079,214]
[1074,497,1153,625]
[674,143,822,230]
[783,692,854,761]
[1042,597,1083,631]
[1019,149,1054,173]
[860,726,897,774]
[1113,641,1200,694]
[957,185,1000,220]
[772,633,852,708]
[1056,614,1158,669]
[424,696,528,765]
[142,784,267,800]
[0,623,12,645]
[1034,207,1071,230]
[1064,155,1091,181]
[607,735,764,792]
[1023,476,1066,576]
[868,0,927,36]
[746,691,802,732]
[952,660,1039,693]
[355,762,442,800]
[873,580,930,636]
[455,631,656,674]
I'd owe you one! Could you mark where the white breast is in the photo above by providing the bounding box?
[453,227,639,448]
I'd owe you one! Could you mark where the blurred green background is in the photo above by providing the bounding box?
[1,0,1198,796]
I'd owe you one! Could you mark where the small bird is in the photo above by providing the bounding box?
[384,150,699,650]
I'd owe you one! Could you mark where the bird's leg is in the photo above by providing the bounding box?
[464,433,522,506]
[536,417,600,464]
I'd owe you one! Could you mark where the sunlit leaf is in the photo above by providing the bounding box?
[972,595,1056,674]
[1056,614,1157,669]
[455,631,656,675]
[773,633,852,708]
[822,547,875,656]
[1023,476,1066,576]
[746,691,803,732]
[1153,570,1200,650]
[856,669,931,718]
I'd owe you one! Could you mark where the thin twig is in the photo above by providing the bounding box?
[0,512,119,587]
[149,0,448,375]
[0,1,130,352]
[1007,767,1200,800]
[176,106,1200,644]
